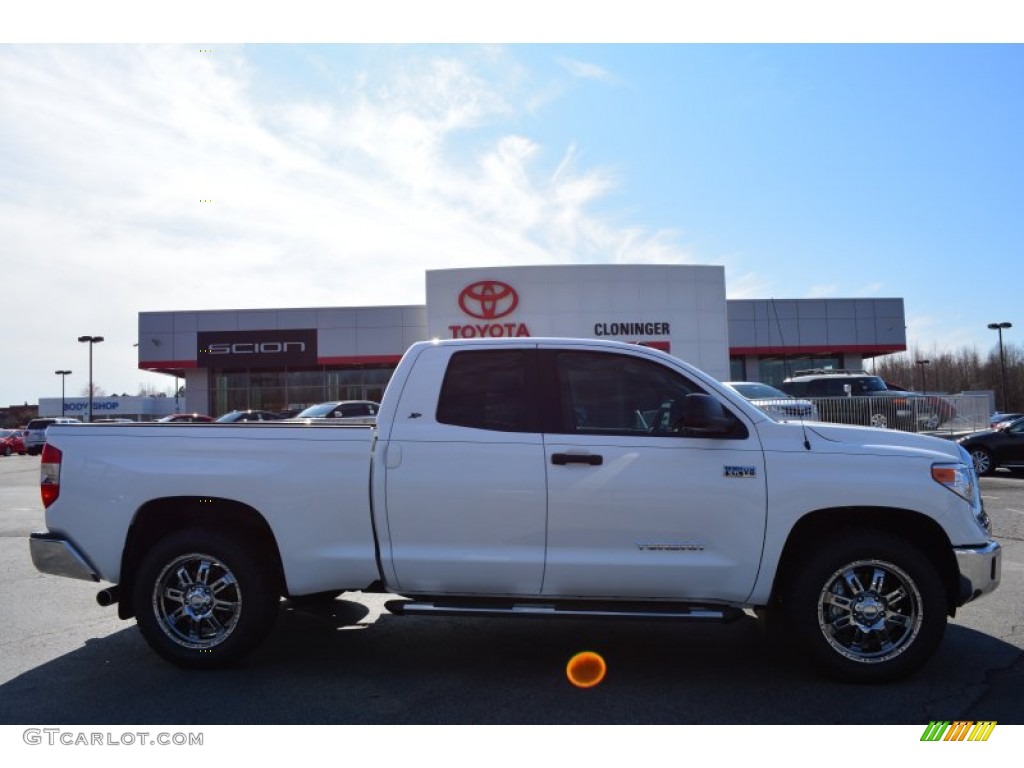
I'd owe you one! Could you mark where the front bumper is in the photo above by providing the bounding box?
[955,540,1001,605]
[29,531,100,582]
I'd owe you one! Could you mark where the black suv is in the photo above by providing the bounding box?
[779,369,934,430]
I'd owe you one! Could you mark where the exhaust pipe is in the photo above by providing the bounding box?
[96,586,120,607]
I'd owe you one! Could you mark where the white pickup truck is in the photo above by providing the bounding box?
[30,338,1001,682]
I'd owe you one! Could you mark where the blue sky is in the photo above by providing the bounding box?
[2,8,1022,406]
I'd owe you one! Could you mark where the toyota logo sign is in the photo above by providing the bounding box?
[458,280,519,320]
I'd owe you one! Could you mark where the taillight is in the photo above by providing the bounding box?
[40,443,62,508]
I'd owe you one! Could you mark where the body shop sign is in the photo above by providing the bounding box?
[197,330,317,367]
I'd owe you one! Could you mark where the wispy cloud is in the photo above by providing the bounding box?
[855,281,885,295]
[724,267,775,299]
[0,45,688,402]
[557,56,618,84]
[804,283,839,297]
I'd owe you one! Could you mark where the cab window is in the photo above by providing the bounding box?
[436,349,537,433]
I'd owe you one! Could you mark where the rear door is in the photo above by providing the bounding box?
[380,345,547,596]
[539,347,768,603]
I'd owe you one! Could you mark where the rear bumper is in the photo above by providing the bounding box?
[955,540,1001,605]
[29,531,100,582]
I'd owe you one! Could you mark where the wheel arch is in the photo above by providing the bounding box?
[118,496,285,620]
[772,506,960,617]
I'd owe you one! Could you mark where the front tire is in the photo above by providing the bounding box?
[133,529,279,669]
[783,530,946,683]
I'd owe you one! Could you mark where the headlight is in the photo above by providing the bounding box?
[933,452,990,534]
[931,462,975,502]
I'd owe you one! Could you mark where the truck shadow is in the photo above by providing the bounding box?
[1,599,1020,725]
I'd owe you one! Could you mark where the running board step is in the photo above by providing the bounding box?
[385,598,743,623]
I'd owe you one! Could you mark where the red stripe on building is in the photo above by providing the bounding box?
[139,360,198,370]
[318,355,403,366]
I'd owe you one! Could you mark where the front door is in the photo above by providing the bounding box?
[540,348,768,603]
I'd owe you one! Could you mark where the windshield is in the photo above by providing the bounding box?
[295,403,338,418]
[729,383,792,400]
[859,377,889,393]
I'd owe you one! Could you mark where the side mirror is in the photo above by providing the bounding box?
[680,394,734,435]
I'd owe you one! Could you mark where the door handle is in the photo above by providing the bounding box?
[551,453,603,466]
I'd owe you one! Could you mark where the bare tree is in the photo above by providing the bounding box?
[876,342,1022,411]
[79,382,106,398]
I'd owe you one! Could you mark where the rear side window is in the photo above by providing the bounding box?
[339,403,377,417]
[437,350,536,432]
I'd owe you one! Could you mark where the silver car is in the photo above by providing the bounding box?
[289,400,379,425]
[722,382,819,421]
[23,417,82,455]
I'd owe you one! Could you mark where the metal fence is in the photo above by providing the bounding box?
[752,394,991,436]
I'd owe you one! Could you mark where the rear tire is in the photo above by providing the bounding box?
[133,529,279,669]
[783,530,946,683]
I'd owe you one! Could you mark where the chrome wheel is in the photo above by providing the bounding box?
[869,412,889,428]
[970,448,994,476]
[817,559,922,664]
[134,528,279,668]
[153,553,242,649]
[784,529,946,682]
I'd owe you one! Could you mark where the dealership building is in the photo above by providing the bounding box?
[137,265,908,417]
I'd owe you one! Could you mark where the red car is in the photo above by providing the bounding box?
[0,429,27,456]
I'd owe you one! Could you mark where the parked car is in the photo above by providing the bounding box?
[721,382,819,421]
[1,429,27,456]
[289,400,379,424]
[989,412,1024,430]
[779,370,939,431]
[157,413,214,423]
[884,382,957,428]
[214,410,285,423]
[958,416,1024,476]
[23,417,82,455]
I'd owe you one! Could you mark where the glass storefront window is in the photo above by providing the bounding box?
[211,364,398,416]
[729,357,746,381]
[757,354,843,387]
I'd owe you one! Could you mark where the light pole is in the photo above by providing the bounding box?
[77,335,104,422]
[916,359,930,394]
[987,322,1012,412]
[54,370,72,417]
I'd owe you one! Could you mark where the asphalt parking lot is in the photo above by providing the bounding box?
[0,453,1021,725]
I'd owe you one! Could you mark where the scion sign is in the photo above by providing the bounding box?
[197,330,317,368]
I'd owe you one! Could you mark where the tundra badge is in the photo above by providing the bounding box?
[723,465,757,478]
